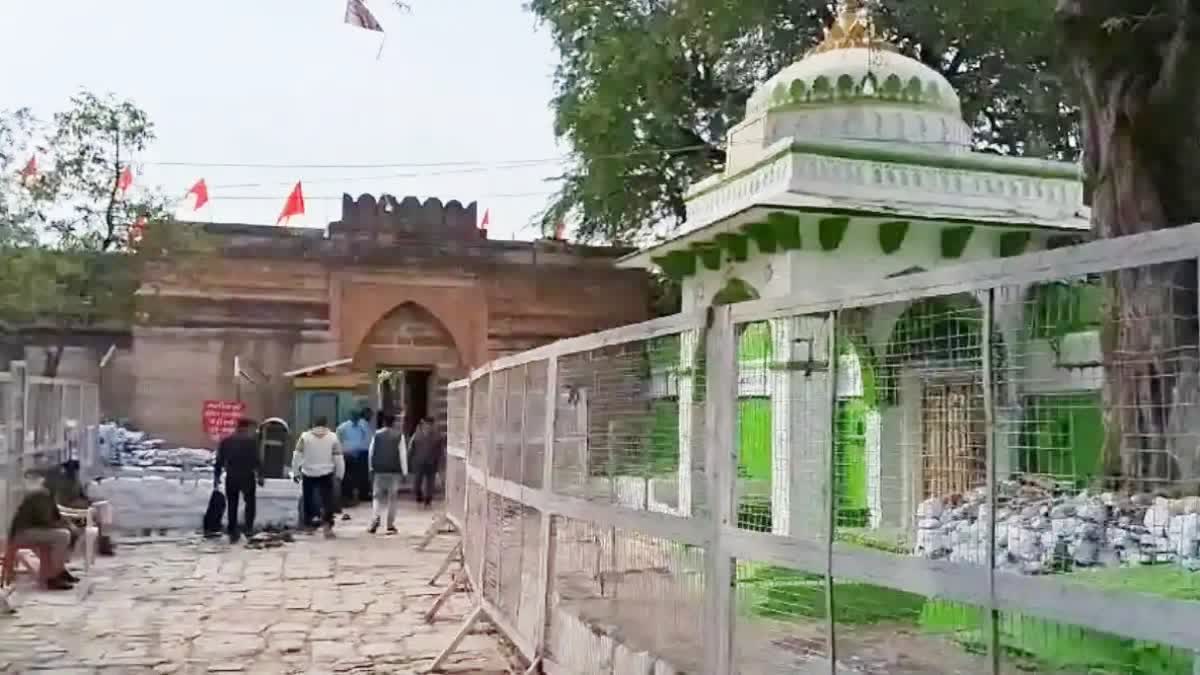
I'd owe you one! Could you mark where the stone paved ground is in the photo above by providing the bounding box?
[0,500,511,674]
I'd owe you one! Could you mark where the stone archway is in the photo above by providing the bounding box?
[353,302,465,436]
[878,294,989,505]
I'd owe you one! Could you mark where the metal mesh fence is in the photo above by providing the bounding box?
[445,453,466,526]
[552,330,705,517]
[547,516,707,673]
[0,375,13,536]
[0,366,100,548]
[445,229,1200,675]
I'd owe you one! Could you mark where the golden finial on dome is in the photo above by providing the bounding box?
[809,0,898,55]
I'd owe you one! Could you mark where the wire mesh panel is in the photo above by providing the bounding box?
[26,379,65,464]
[552,330,704,517]
[469,371,490,469]
[988,264,1200,675]
[734,315,834,538]
[546,515,707,673]
[447,381,468,455]
[825,295,996,670]
[463,477,488,588]
[445,454,467,525]
[0,376,13,535]
[80,383,100,480]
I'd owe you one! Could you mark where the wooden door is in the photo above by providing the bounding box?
[921,379,985,499]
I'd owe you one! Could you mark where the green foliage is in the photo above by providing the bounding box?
[528,0,1078,241]
[0,92,206,374]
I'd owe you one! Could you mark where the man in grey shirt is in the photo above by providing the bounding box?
[367,412,408,534]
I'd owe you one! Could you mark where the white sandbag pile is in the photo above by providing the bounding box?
[87,476,301,533]
[98,422,214,472]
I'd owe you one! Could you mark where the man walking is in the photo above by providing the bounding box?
[336,409,372,509]
[367,412,408,534]
[292,416,344,538]
[409,416,442,509]
[214,418,264,543]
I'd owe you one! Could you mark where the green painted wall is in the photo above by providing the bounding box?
[292,390,359,433]
[1021,393,1103,486]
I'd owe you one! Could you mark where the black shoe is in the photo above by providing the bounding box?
[367,518,379,535]
[341,513,351,521]
[386,526,398,535]
[228,533,241,544]
[56,570,80,584]
[45,577,74,591]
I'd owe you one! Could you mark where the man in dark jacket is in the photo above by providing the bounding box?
[10,468,77,590]
[408,416,442,509]
[214,418,263,542]
[367,412,407,534]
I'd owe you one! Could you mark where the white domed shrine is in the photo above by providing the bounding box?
[619,0,1089,307]
[615,0,1104,572]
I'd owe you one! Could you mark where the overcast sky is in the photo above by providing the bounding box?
[0,0,564,240]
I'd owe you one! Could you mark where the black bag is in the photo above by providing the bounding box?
[203,489,226,534]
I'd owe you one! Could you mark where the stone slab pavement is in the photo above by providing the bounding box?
[0,500,512,674]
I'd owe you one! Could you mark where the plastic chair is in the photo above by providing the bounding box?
[58,506,99,573]
[1,540,46,587]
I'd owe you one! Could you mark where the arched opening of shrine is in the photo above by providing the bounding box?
[353,301,464,436]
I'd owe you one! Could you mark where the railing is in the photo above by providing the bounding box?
[445,223,1200,675]
[0,361,101,536]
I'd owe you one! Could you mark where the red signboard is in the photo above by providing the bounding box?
[202,400,246,442]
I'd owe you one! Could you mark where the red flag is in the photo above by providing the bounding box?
[277,182,305,224]
[480,208,490,228]
[117,166,134,192]
[19,155,37,181]
[187,179,209,210]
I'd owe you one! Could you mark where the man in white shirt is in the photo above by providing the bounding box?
[292,416,345,538]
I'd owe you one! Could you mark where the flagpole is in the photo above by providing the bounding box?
[376,32,387,60]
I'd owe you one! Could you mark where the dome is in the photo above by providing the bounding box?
[744,47,961,118]
[740,1,970,150]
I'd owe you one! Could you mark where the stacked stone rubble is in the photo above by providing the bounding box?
[915,479,1200,573]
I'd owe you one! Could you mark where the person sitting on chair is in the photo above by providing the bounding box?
[45,459,114,556]
[9,468,78,590]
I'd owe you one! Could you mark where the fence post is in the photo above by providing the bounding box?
[10,361,26,522]
[982,288,1000,675]
[534,354,559,661]
[477,366,495,602]
[703,306,737,675]
[824,311,840,673]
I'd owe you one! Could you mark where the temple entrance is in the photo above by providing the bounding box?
[354,301,466,439]
[378,368,431,437]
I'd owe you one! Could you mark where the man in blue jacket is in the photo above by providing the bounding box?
[336,409,373,509]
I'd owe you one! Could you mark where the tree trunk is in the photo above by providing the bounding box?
[1058,0,1200,491]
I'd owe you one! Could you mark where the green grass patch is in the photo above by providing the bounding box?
[738,564,926,625]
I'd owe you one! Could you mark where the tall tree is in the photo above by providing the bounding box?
[1057,0,1200,487]
[0,92,201,376]
[529,0,1078,243]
